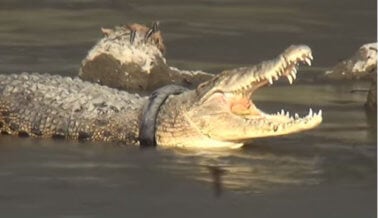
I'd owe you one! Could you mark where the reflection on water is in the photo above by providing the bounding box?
[165,149,322,194]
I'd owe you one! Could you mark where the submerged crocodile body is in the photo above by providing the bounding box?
[79,22,213,93]
[0,43,322,148]
[323,43,377,80]
[324,42,377,112]
[366,74,377,112]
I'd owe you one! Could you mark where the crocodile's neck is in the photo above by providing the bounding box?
[155,91,208,148]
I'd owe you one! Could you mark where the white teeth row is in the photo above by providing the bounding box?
[266,66,292,85]
[273,108,322,120]
[304,108,323,118]
[286,54,313,84]
[295,53,313,65]
[265,54,312,86]
[272,109,293,119]
[285,66,297,84]
[239,53,313,91]
[303,53,313,66]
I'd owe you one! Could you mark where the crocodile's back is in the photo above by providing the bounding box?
[0,73,145,145]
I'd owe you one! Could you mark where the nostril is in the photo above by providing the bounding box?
[273,125,278,132]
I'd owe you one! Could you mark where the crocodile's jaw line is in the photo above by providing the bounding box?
[157,45,322,149]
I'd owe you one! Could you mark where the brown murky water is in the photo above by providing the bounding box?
[0,0,376,217]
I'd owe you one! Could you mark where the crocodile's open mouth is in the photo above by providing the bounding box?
[226,47,321,135]
[195,45,322,142]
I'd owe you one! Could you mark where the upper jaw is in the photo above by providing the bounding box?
[197,45,313,103]
[233,44,314,94]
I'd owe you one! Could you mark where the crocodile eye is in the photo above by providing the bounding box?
[198,82,207,89]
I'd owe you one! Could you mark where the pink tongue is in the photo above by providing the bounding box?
[231,98,249,110]
[230,98,260,115]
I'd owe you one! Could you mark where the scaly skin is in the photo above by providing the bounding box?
[79,23,213,93]
[0,73,144,145]
[323,42,377,112]
[323,42,377,80]
[0,45,322,149]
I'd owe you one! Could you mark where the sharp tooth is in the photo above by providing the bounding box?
[287,75,293,84]
[308,53,313,60]
[295,113,299,119]
[290,69,297,79]
[282,60,287,68]
[309,108,313,117]
[268,77,273,84]
[273,74,279,80]
[305,58,311,66]
[292,67,297,74]
[286,112,290,117]
[318,109,322,116]
[281,109,285,115]
[291,71,296,80]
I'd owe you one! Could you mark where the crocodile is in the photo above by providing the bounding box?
[323,42,377,112]
[365,72,377,112]
[0,45,322,149]
[79,22,213,93]
[323,43,377,80]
